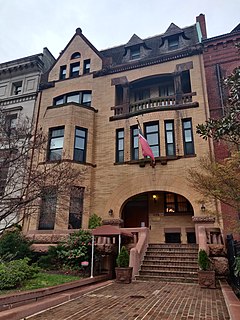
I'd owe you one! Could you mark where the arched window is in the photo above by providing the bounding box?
[71,52,81,59]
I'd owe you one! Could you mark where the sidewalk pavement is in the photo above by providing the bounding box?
[26,280,231,320]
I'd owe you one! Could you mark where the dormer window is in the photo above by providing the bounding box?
[168,35,179,50]
[71,52,81,59]
[130,47,140,60]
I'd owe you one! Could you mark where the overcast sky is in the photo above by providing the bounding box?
[0,0,239,63]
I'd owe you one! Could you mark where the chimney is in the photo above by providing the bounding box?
[196,13,207,40]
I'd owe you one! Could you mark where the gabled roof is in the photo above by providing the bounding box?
[125,34,144,48]
[163,23,183,37]
[231,23,240,33]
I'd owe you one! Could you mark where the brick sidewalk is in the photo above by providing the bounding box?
[27,281,230,320]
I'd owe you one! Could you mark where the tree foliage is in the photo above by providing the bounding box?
[0,108,86,231]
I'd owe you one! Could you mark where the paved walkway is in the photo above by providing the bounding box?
[27,281,230,320]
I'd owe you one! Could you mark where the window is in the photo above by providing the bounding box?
[165,121,175,156]
[168,35,179,50]
[38,187,57,230]
[131,126,139,160]
[182,119,194,155]
[116,129,124,163]
[59,66,67,80]
[83,59,91,74]
[71,52,81,59]
[5,114,17,133]
[159,79,174,97]
[53,91,92,107]
[70,62,80,77]
[181,70,192,93]
[134,88,150,102]
[130,47,140,60]
[165,192,193,214]
[144,123,160,157]
[0,160,9,196]
[48,127,64,161]
[68,187,84,229]
[11,81,22,95]
[74,127,87,163]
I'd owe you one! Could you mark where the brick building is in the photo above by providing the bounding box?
[202,24,240,237]
[24,15,223,246]
[0,49,55,230]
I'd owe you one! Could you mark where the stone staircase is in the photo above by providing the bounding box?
[136,243,199,283]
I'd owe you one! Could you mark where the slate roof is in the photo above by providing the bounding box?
[100,23,200,67]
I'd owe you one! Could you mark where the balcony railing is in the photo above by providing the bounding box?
[112,92,196,117]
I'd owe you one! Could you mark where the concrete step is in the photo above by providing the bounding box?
[144,256,197,263]
[141,264,198,271]
[135,275,198,283]
[138,269,198,278]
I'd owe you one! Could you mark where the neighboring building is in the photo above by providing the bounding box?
[24,15,223,246]
[202,24,240,237]
[0,49,56,230]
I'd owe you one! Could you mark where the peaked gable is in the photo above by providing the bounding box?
[125,34,144,48]
[163,23,183,37]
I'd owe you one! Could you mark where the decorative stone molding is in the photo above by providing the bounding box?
[102,219,124,227]
[192,216,215,223]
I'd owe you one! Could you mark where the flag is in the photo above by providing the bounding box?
[138,125,155,164]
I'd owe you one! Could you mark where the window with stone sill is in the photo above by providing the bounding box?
[68,186,84,229]
[38,187,57,230]
[70,62,80,77]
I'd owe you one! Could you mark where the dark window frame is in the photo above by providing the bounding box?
[144,121,160,158]
[168,35,179,50]
[165,120,176,156]
[68,186,84,229]
[70,62,80,78]
[182,118,195,155]
[38,187,57,230]
[131,125,139,160]
[116,128,124,163]
[73,127,87,163]
[71,52,81,59]
[47,126,65,161]
[164,192,193,215]
[130,46,140,60]
[83,59,91,74]
[53,91,92,107]
[59,65,67,80]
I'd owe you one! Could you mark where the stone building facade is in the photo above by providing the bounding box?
[0,49,55,229]
[24,15,223,245]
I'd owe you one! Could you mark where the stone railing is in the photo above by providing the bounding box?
[112,93,195,116]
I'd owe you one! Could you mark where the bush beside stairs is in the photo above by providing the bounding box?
[136,243,199,283]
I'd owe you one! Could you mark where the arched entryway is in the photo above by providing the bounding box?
[121,191,195,244]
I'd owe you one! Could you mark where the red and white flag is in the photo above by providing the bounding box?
[138,126,155,164]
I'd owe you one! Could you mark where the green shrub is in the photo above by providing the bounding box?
[88,214,102,229]
[116,246,129,268]
[198,249,210,271]
[57,230,92,270]
[0,230,33,260]
[37,246,61,270]
[0,258,39,290]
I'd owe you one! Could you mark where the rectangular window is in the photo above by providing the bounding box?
[168,36,179,50]
[134,88,150,102]
[165,192,193,214]
[130,47,140,60]
[182,119,194,155]
[70,62,80,77]
[11,81,22,95]
[0,160,9,196]
[74,127,87,163]
[68,187,84,229]
[83,59,91,74]
[48,127,64,161]
[131,126,139,160]
[82,92,91,106]
[181,70,192,93]
[66,93,80,103]
[144,122,160,157]
[165,120,175,156]
[38,187,57,230]
[59,65,67,80]
[5,114,17,133]
[159,79,174,97]
[116,129,124,163]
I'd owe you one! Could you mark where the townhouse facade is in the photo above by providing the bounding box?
[0,49,55,230]
[21,14,226,247]
[202,23,240,238]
